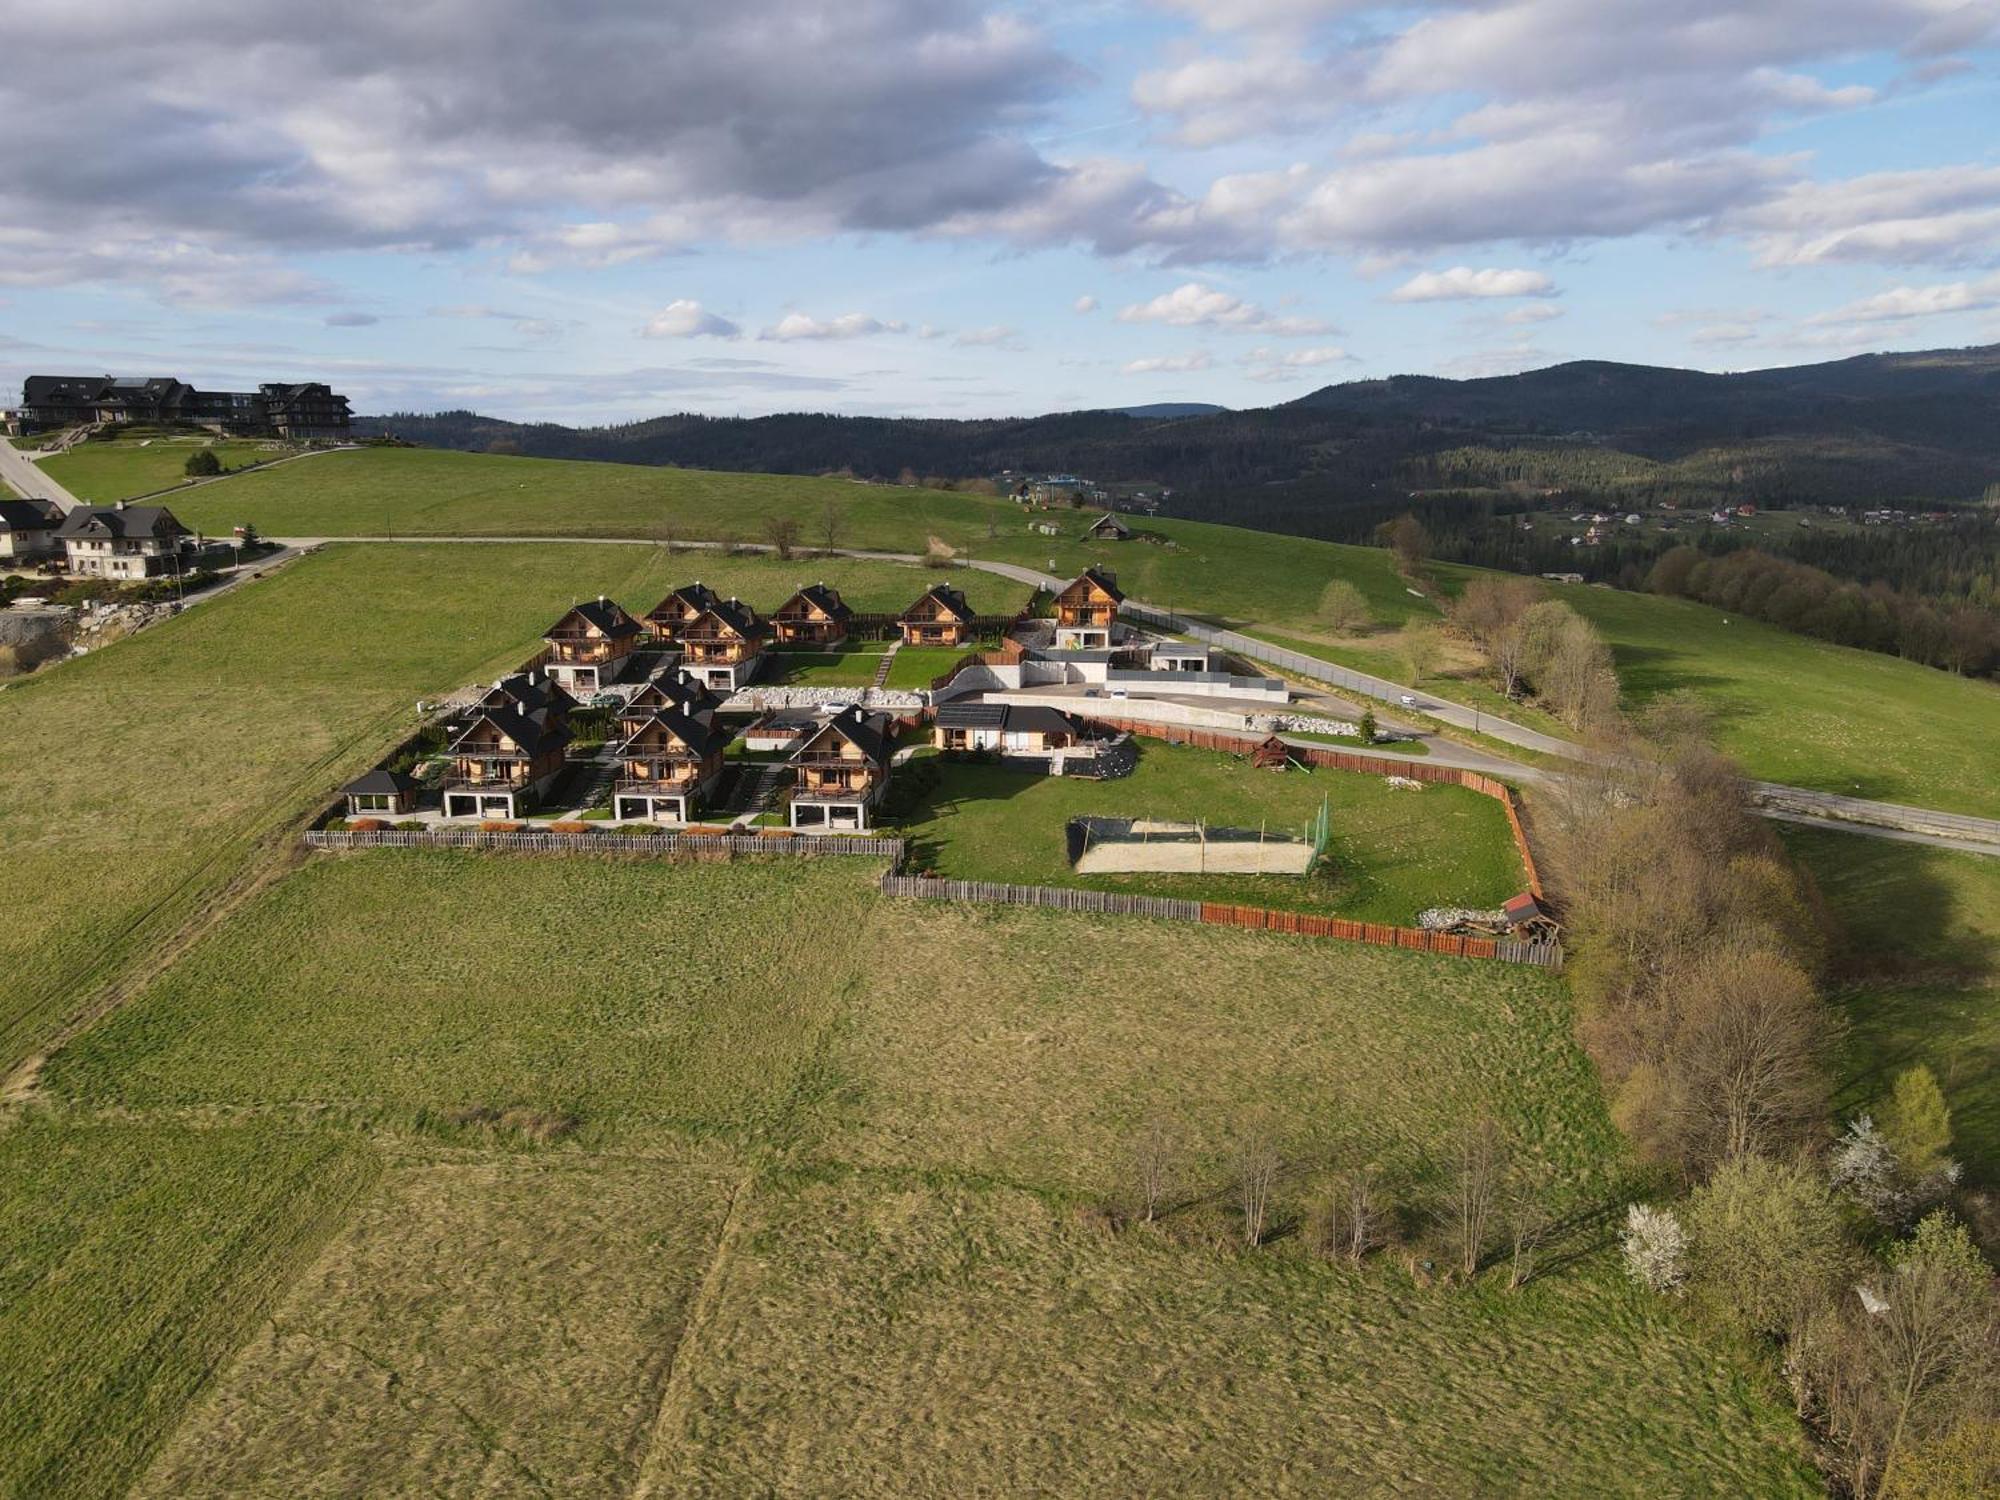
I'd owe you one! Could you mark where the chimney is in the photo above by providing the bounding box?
[115,499,128,511]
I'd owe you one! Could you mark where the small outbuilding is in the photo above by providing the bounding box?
[1085,511,1132,541]
[341,767,421,818]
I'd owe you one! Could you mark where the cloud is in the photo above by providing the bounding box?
[1117,281,1335,335]
[1240,344,1354,382]
[1502,303,1564,325]
[1724,164,2000,268]
[759,312,906,341]
[1388,266,1556,302]
[1073,294,1099,314]
[1121,350,1213,375]
[1807,273,2000,325]
[324,311,380,327]
[954,324,1020,347]
[639,299,741,339]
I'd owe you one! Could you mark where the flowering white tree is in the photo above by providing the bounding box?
[1620,1202,1688,1295]
[1831,1113,1961,1226]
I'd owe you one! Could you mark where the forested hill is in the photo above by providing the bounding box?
[359,342,2000,515]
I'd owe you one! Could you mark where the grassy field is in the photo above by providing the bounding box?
[1783,828,2000,1182]
[0,541,981,1074]
[157,444,1998,814]
[41,435,302,505]
[648,1177,1816,1498]
[898,744,1524,923]
[136,1155,737,1499]
[0,1122,379,1500]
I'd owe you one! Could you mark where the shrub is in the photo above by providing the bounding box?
[347,817,388,832]
[322,817,350,832]
[478,820,521,833]
[1620,1202,1688,1294]
[1686,1156,1847,1337]
[617,822,660,836]
[183,448,222,477]
[548,820,590,834]
[393,820,427,832]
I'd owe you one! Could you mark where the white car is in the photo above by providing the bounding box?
[1398,694,1417,707]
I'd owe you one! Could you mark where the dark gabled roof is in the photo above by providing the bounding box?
[624,674,711,716]
[1061,566,1124,603]
[0,498,61,532]
[342,767,420,795]
[934,702,1077,737]
[545,597,640,640]
[56,504,189,541]
[448,705,572,758]
[481,671,574,717]
[1086,512,1132,536]
[776,582,851,620]
[687,598,768,640]
[648,581,721,619]
[615,706,728,759]
[900,584,973,622]
[792,706,892,766]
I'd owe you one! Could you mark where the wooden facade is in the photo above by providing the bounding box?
[341,768,420,818]
[898,585,975,647]
[612,709,727,822]
[680,599,770,688]
[772,583,852,646]
[644,582,721,642]
[934,702,1080,754]
[788,708,894,831]
[541,597,642,692]
[442,704,572,818]
[1053,568,1124,649]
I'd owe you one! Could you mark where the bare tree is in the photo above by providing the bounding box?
[765,515,803,560]
[820,500,845,552]
[1377,513,1430,574]
[1232,1113,1281,1248]
[1502,1161,1554,1290]
[1341,1165,1380,1263]
[1132,1115,1180,1224]
[1400,623,1443,687]
[1440,1115,1506,1278]
[1491,622,1531,698]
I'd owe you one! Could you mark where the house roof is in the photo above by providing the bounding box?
[901,584,974,622]
[625,675,712,715]
[1502,892,1551,925]
[935,702,1077,737]
[776,582,851,620]
[792,705,892,765]
[481,671,574,717]
[546,597,640,640]
[0,498,61,532]
[616,707,728,758]
[342,767,420,795]
[1086,512,1132,536]
[648,581,721,619]
[56,504,189,541]
[1061,566,1124,604]
[686,598,768,640]
[448,705,572,758]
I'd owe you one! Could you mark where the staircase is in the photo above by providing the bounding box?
[563,754,620,811]
[719,762,789,819]
[870,639,901,690]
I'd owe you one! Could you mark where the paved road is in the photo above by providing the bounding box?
[264,532,2000,858]
[0,442,82,511]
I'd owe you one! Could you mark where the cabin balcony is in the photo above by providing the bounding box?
[684,640,757,664]
[616,764,704,790]
[546,640,629,665]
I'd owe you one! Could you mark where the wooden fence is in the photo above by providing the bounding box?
[307,828,906,859]
[879,874,1563,968]
[1078,716,1547,900]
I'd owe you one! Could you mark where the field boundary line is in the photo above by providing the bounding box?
[305,828,905,859]
[625,1175,755,1500]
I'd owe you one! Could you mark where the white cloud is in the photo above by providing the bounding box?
[954,324,1019,347]
[639,299,741,339]
[1389,266,1556,302]
[1117,281,1335,335]
[759,311,906,341]
[1073,294,1099,314]
[1240,344,1354,382]
[1725,164,2000,268]
[1121,350,1214,375]
[1502,303,1564,325]
[1807,273,2000,325]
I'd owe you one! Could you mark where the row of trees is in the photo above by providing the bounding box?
[1649,545,2000,677]
[1451,575,1620,728]
[1544,706,1996,1493]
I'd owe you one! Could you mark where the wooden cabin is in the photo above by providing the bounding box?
[541,597,642,694]
[898,585,975,647]
[679,598,770,690]
[611,708,729,823]
[772,582,853,646]
[477,670,575,723]
[1053,567,1124,650]
[616,673,714,740]
[441,703,572,819]
[934,702,1081,754]
[1085,511,1132,541]
[340,767,420,818]
[644,581,721,643]
[788,707,893,832]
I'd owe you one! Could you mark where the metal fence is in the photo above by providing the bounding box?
[307,828,906,858]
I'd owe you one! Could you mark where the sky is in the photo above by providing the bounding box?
[2,0,1999,423]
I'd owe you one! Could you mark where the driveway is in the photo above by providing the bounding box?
[0,441,82,511]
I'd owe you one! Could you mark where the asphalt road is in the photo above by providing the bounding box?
[0,442,81,511]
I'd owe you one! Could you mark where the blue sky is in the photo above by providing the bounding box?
[3,1,1998,421]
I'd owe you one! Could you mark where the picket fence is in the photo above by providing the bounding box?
[879,873,1563,968]
[307,828,905,859]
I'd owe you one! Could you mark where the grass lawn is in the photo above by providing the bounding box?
[771,644,888,687]
[46,853,883,1144]
[136,1155,738,1499]
[898,743,1524,923]
[41,436,301,504]
[882,643,974,689]
[646,1178,1817,1498]
[0,541,965,1073]
[0,1122,379,1500]
[1782,827,2000,1183]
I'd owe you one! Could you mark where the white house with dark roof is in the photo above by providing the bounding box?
[0,498,63,561]
[56,502,192,579]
